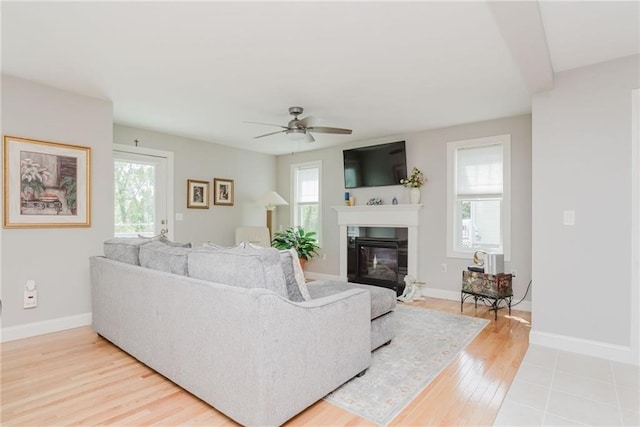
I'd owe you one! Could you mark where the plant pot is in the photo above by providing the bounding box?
[410,188,421,204]
[299,258,306,270]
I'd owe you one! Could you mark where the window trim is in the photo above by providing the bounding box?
[290,160,322,247]
[446,134,511,261]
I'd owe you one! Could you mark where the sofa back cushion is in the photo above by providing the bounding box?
[104,237,152,265]
[104,236,191,266]
[139,240,192,276]
[188,245,288,298]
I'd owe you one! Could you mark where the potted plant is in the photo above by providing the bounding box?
[271,226,320,269]
[400,166,425,204]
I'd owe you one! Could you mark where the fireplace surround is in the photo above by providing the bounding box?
[334,204,422,294]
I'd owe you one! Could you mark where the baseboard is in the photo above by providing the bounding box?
[421,287,532,312]
[530,329,636,365]
[1,312,92,343]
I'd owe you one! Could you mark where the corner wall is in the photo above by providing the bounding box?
[113,125,277,247]
[276,114,532,308]
[1,75,113,338]
[531,55,640,364]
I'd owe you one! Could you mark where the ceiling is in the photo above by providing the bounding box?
[2,1,638,156]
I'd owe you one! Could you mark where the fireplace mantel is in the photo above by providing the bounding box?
[333,204,423,281]
[333,204,422,227]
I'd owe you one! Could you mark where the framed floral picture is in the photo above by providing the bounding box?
[3,135,91,228]
[187,179,209,209]
[213,178,234,206]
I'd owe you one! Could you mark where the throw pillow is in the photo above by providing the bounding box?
[188,245,288,298]
[279,249,311,301]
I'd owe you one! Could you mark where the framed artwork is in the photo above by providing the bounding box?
[187,179,209,209]
[213,178,234,206]
[3,135,91,228]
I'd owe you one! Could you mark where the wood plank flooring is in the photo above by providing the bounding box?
[1,297,531,426]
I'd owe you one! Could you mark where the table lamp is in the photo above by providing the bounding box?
[257,191,288,239]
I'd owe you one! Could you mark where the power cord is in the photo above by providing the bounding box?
[479,278,532,309]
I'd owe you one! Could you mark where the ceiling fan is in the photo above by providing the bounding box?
[246,106,353,142]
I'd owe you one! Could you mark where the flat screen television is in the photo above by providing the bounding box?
[343,141,407,188]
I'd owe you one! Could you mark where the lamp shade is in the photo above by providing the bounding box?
[257,191,288,210]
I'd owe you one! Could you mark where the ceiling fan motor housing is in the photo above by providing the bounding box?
[288,106,304,116]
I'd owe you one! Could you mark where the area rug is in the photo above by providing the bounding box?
[324,304,489,426]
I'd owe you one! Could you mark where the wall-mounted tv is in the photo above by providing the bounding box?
[343,141,407,189]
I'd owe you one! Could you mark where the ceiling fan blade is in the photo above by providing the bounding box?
[306,126,352,135]
[254,130,286,139]
[244,121,288,129]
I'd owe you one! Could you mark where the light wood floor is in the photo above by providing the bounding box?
[1,297,531,426]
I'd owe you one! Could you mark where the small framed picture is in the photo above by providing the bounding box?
[187,179,209,209]
[3,135,91,228]
[213,178,234,206]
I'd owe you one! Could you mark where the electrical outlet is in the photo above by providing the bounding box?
[322,253,327,261]
[512,269,518,278]
[24,280,37,309]
[441,263,447,273]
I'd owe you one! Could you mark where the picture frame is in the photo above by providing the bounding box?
[187,179,210,209]
[3,135,91,228]
[213,178,234,206]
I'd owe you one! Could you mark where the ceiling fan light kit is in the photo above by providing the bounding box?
[248,106,353,142]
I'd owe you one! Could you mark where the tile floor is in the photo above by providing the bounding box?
[494,345,640,426]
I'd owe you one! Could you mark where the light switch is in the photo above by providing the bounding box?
[175,213,183,221]
[563,210,575,226]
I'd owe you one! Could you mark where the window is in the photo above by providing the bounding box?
[291,161,322,246]
[447,134,511,260]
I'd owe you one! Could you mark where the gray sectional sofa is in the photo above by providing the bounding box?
[90,238,395,426]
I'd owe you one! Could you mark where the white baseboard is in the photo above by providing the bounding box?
[530,329,636,365]
[421,287,532,312]
[1,312,92,343]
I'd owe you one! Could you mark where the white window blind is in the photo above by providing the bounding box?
[456,144,503,196]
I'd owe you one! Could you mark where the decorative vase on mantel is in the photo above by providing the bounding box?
[409,188,421,204]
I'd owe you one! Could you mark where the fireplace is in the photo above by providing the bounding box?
[348,227,408,295]
[334,204,422,296]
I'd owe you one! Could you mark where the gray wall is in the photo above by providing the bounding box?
[276,114,532,304]
[531,54,639,359]
[113,125,277,247]
[1,75,114,328]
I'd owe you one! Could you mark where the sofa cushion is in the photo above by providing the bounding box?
[104,237,151,265]
[307,281,396,319]
[139,240,191,276]
[279,249,311,302]
[104,236,191,266]
[188,245,288,298]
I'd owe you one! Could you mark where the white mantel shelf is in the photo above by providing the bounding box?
[332,204,423,281]
[333,204,423,227]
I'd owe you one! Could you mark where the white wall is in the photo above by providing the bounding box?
[1,75,113,335]
[113,125,276,246]
[531,55,640,364]
[276,114,532,306]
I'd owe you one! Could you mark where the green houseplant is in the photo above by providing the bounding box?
[271,226,320,268]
